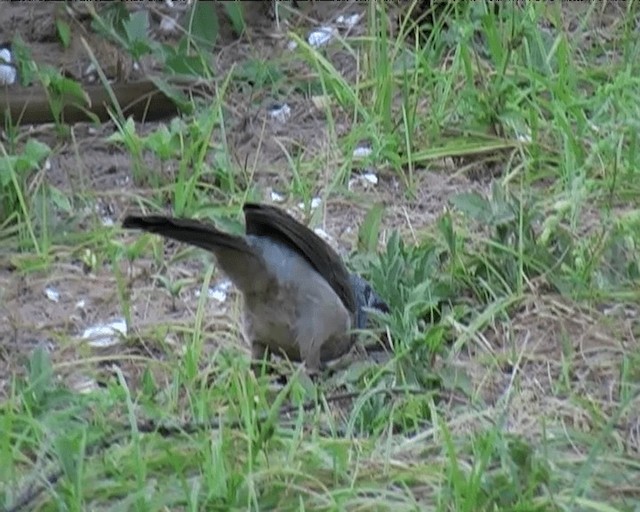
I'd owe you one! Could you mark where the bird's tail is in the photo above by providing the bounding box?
[122,215,252,255]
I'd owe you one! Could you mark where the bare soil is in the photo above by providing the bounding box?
[0,1,637,461]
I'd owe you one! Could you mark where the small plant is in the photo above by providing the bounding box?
[352,227,458,392]
[38,67,95,134]
[107,94,238,212]
[154,274,192,312]
[106,117,147,186]
[89,2,247,80]
[0,139,51,250]
[449,183,573,299]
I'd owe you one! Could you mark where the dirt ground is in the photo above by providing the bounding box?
[0,1,481,385]
[0,1,637,459]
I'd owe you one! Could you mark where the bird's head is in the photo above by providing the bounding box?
[349,273,389,330]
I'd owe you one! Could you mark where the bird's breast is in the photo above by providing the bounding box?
[242,286,303,361]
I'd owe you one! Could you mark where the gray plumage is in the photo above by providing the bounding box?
[350,273,389,330]
[123,203,388,371]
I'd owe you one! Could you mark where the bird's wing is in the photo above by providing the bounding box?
[242,203,356,314]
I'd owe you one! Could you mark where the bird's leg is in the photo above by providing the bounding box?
[306,362,331,385]
[298,336,321,374]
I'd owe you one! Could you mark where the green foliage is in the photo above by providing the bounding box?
[2,1,640,510]
[185,1,219,52]
[0,139,50,225]
[55,18,72,49]
[89,2,249,79]
[106,100,238,211]
[357,202,385,254]
[91,3,160,61]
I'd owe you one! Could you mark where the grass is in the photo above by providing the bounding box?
[1,0,640,510]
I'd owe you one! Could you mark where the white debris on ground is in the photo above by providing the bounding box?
[81,318,127,348]
[297,197,322,210]
[362,171,378,185]
[336,13,362,29]
[349,143,379,189]
[268,103,292,123]
[69,375,100,394]
[270,190,286,203]
[0,45,17,86]
[353,145,373,158]
[44,287,60,303]
[288,11,363,51]
[159,15,179,35]
[348,170,379,191]
[307,26,337,48]
[195,279,232,303]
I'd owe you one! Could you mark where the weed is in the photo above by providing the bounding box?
[1,1,639,511]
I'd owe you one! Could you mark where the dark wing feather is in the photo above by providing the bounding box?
[242,203,356,314]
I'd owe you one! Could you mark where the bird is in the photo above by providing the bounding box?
[122,203,389,372]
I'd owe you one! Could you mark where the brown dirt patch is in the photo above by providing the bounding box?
[0,1,483,395]
[1,3,636,464]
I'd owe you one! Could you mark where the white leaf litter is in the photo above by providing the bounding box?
[297,197,321,210]
[348,170,379,190]
[268,103,291,123]
[159,16,179,34]
[44,287,60,303]
[307,27,337,48]
[288,12,361,51]
[362,171,378,185]
[0,46,17,86]
[83,62,97,79]
[353,145,373,158]
[164,0,191,9]
[336,13,362,29]
[82,318,127,348]
[270,190,285,203]
[71,376,100,394]
[195,279,232,303]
